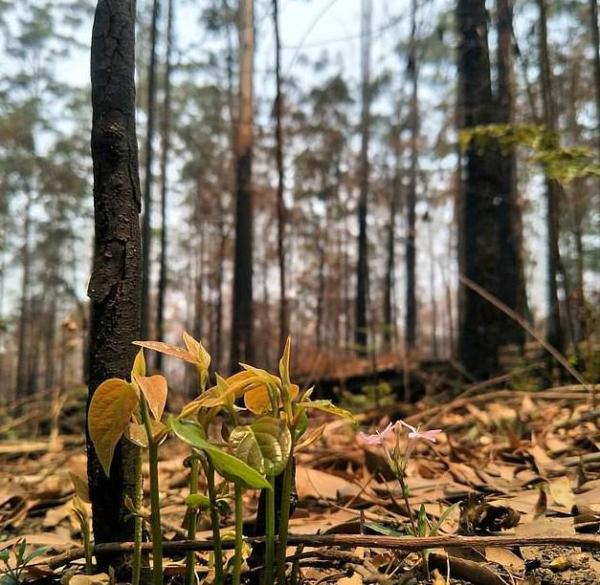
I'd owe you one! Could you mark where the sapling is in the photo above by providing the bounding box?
[88,349,168,585]
[123,334,354,585]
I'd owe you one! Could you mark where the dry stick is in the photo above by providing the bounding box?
[48,533,600,569]
[459,275,594,397]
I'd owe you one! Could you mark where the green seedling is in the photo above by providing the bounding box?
[88,349,168,585]
[0,539,51,585]
[88,334,354,585]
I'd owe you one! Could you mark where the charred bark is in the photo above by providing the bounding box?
[87,0,142,573]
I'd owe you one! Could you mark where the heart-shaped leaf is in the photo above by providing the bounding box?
[132,373,167,420]
[88,379,139,477]
[229,417,292,476]
[168,416,270,490]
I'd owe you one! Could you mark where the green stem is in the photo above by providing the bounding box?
[202,458,224,584]
[276,449,294,584]
[141,398,163,585]
[132,448,143,585]
[185,457,200,585]
[263,476,275,585]
[233,483,243,585]
[397,474,417,536]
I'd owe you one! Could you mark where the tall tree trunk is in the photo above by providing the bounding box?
[456,0,504,378]
[272,0,288,351]
[141,0,160,339]
[44,294,57,388]
[16,192,33,396]
[230,0,254,372]
[87,0,142,573]
[496,0,527,348]
[590,0,600,156]
[155,0,174,369]
[355,0,372,357]
[405,0,418,350]
[536,0,564,360]
[215,215,226,371]
[383,134,401,349]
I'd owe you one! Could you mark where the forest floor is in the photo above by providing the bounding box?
[2,381,600,585]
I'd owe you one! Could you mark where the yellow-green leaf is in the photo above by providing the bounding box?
[297,400,355,421]
[182,331,211,371]
[69,470,90,503]
[88,379,139,477]
[133,340,197,364]
[132,373,168,420]
[229,416,292,476]
[131,348,146,378]
[244,383,300,415]
[279,337,292,387]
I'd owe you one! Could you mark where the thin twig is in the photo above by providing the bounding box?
[47,533,600,569]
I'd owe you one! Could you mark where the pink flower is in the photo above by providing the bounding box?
[397,420,442,443]
[358,421,396,445]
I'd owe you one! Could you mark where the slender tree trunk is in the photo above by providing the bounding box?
[536,0,564,360]
[383,136,401,349]
[590,0,600,156]
[215,215,226,371]
[456,0,504,378]
[141,0,160,339]
[230,0,255,372]
[272,0,287,351]
[405,0,418,350]
[426,215,439,358]
[87,0,142,573]
[355,0,372,357]
[155,0,174,368]
[16,192,33,396]
[496,0,527,348]
[44,294,57,388]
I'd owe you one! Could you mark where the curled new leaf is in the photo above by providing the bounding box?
[168,416,271,490]
[182,331,211,371]
[132,372,168,420]
[88,379,139,476]
[297,399,355,421]
[229,416,292,476]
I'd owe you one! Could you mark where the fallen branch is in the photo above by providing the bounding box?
[47,533,600,569]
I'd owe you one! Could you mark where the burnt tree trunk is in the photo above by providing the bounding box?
[155,0,174,369]
[590,0,600,156]
[87,0,142,573]
[141,0,160,339]
[405,0,418,350]
[383,127,401,349]
[355,0,372,357]
[230,0,254,371]
[16,192,33,395]
[495,0,528,348]
[273,0,288,351]
[536,0,564,360]
[456,0,504,378]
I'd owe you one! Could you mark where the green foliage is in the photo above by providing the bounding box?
[0,539,51,585]
[341,381,395,412]
[460,123,600,183]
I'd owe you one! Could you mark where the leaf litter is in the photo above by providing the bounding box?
[1,383,600,584]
